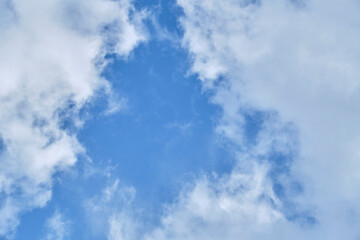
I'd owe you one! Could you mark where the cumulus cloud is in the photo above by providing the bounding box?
[0,0,146,237]
[142,0,360,239]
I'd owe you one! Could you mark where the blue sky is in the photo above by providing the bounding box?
[1,0,360,239]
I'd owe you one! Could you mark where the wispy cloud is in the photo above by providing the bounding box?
[84,179,140,239]
[43,211,70,240]
[165,121,193,134]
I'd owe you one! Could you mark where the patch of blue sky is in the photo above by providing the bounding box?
[0,136,5,152]
[75,37,235,215]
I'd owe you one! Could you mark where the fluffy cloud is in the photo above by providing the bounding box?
[145,164,284,240]
[0,0,145,237]
[144,0,360,239]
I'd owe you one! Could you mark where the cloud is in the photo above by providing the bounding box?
[145,163,285,240]
[0,0,146,237]
[43,211,70,240]
[84,179,140,240]
[165,121,193,134]
[140,0,360,239]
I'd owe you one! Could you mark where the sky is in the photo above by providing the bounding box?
[1,0,360,239]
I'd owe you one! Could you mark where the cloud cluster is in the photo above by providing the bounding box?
[145,0,360,239]
[0,0,145,237]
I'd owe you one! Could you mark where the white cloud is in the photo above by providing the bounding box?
[145,163,286,240]
[140,0,360,239]
[43,211,70,240]
[0,0,146,237]
[84,179,140,240]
